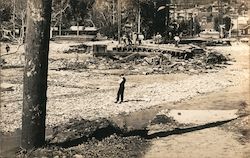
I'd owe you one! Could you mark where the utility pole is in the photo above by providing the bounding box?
[166,0,170,28]
[13,0,16,37]
[21,0,52,150]
[184,0,187,21]
[138,0,141,34]
[237,13,239,40]
[117,0,121,43]
[236,2,239,41]
[59,0,63,36]
[112,0,115,25]
[192,0,195,36]
[218,0,224,38]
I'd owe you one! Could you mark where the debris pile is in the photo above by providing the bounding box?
[206,40,231,46]
[63,44,89,54]
[206,51,228,64]
[17,135,148,158]
[48,118,121,145]
[51,43,232,74]
[50,59,87,71]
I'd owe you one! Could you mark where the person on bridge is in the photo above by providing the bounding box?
[122,34,127,45]
[115,74,126,104]
[137,33,144,45]
[174,35,180,47]
[155,32,162,44]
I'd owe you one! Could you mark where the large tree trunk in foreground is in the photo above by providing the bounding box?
[21,0,52,150]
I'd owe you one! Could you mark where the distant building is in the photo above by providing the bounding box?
[231,15,249,31]
[52,26,99,36]
[70,26,85,31]
[241,24,250,35]
[172,8,199,21]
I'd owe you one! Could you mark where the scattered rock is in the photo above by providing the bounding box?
[177,66,185,71]
[0,83,15,92]
[150,114,178,125]
[73,154,84,158]
[189,69,199,74]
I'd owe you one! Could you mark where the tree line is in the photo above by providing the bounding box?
[1,0,244,41]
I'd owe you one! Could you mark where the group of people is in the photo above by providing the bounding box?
[121,32,145,46]
[121,32,181,47]
[154,32,181,46]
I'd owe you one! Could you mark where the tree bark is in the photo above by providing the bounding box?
[21,0,52,150]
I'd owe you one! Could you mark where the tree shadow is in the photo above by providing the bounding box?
[48,117,237,148]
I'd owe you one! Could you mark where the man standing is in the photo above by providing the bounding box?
[6,44,10,53]
[174,35,180,47]
[155,32,162,44]
[122,34,127,45]
[137,33,144,45]
[115,74,126,104]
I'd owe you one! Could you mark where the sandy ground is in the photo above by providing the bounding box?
[0,41,250,157]
[145,127,249,158]
[0,42,245,132]
[144,42,250,158]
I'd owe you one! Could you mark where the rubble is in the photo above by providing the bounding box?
[63,44,89,54]
[206,51,229,64]
[17,134,149,158]
[51,43,231,75]
[48,118,121,145]
[1,42,231,75]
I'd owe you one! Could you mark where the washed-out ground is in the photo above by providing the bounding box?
[0,41,249,158]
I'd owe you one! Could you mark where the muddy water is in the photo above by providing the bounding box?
[111,105,166,131]
[0,130,21,157]
[1,128,57,157]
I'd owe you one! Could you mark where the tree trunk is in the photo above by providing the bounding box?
[21,0,52,150]
[20,12,25,44]
[117,0,121,43]
[77,22,79,36]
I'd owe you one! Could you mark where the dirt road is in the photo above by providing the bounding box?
[144,42,250,158]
